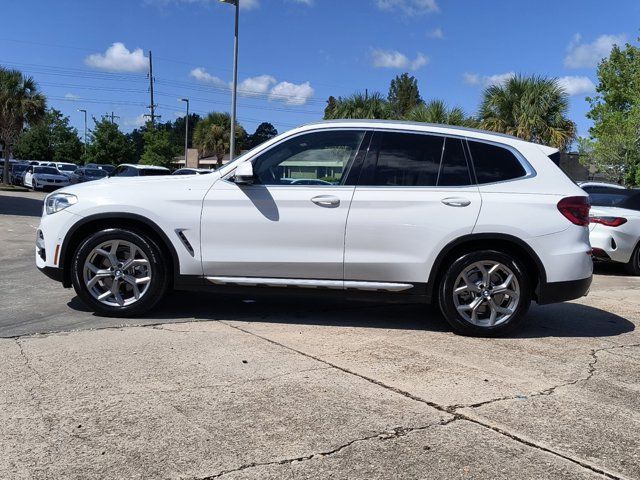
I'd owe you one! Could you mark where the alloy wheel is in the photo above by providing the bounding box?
[83,240,152,307]
[452,261,520,327]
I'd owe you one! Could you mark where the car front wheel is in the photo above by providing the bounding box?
[625,244,640,276]
[438,250,531,336]
[71,228,169,317]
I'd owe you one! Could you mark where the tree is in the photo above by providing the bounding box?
[247,122,278,149]
[193,112,247,167]
[140,125,179,168]
[586,39,640,186]
[479,75,576,151]
[404,100,476,127]
[13,109,82,163]
[85,117,135,165]
[0,67,46,184]
[324,96,338,119]
[388,73,423,117]
[323,92,391,120]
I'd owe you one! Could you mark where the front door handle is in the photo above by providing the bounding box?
[311,195,340,208]
[442,197,471,207]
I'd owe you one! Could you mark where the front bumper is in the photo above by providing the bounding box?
[38,265,64,282]
[536,276,592,305]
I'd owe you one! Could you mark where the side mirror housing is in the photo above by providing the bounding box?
[233,162,255,185]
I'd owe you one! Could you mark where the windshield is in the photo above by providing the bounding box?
[35,167,59,175]
[140,169,169,176]
[86,169,107,177]
[58,164,77,171]
[12,164,29,172]
[100,165,115,173]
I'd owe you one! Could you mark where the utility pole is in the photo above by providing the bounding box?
[220,0,239,160]
[147,50,157,127]
[78,109,87,156]
[110,112,120,124]
[179,98,190,167]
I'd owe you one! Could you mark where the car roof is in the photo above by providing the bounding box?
[299,120,558,155]
[119,163,170,170]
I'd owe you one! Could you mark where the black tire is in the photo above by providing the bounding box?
[624,243,640,276]
[71,228,170,317]
[438,250,531,337]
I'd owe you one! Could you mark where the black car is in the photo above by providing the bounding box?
[70,167,109,184]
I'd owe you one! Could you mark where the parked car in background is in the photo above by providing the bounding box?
[85,164,116,175]
[55,162,78,177]
[69,167,108,184]
[24,165,71,191]
[9,162,30,185]
[36,121,593,336]
[578,181,625,192]
[110,164,170,177]
[172,168,213,175]
[589,187,640,275]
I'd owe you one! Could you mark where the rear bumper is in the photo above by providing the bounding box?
[536,276,592,305]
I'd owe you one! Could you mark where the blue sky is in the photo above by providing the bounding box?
[1,0,638,140]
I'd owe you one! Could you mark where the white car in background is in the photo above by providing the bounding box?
[35,121,593,336]
[24,165,71,191]
[589,188,640,275]
[55,162,79,178]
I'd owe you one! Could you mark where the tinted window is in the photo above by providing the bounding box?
[141,169,169,176]
[115,166,137,177]
[468,140,526,184]
[86,169,107,177]
[589,190,640,210]
[371,132,444,186]
[57,164,77,171]
[438,138,472,186]
[253,130,365,186]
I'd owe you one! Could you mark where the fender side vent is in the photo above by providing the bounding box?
[175,229,195,257]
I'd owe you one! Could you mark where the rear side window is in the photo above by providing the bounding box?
[438,138,472,186]
[371,132,444,186]
[468,140,526,184]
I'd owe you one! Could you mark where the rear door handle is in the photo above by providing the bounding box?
[311,195,340,208]
[442,197,471,207]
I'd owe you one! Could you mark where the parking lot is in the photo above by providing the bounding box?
[1,189,639,479]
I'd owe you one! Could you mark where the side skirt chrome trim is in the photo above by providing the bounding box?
[205,276,413,292]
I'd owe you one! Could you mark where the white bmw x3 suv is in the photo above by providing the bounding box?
[36,121,593,336]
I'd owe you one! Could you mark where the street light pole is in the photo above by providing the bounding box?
[179,98,190,167]
[220,0,239,161]
[78,109,87,157]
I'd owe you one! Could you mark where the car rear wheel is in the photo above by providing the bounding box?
[624,244,640,276]
[438,250,531,336]
[71,228,169,317]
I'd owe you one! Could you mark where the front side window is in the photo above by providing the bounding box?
[252,130,365,186]
[468,140,527,184]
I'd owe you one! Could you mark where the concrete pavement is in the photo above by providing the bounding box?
[1,190,639,479]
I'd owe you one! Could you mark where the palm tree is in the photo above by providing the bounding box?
[0,68,46,184]
[193,112,246,167]
[404,100,477,127]
[479,75,576,150]
[323,92,391,120]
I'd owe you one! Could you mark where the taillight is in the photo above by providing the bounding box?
[557,196,590,227]
[590,216,627,227]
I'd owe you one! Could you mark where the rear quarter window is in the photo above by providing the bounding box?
[468,140,527,184]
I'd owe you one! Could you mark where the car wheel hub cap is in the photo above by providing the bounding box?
[452,261,520,327]
[83,240,152,307]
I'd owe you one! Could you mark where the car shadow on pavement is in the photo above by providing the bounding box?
[67,290,634,339]
[0,196,43,217]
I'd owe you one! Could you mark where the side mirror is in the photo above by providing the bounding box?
[233,162,255,185]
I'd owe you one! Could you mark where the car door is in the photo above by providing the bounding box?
[200,129,369,284]
[344,130,482,290]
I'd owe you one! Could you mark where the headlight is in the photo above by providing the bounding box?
[45,193,77,215]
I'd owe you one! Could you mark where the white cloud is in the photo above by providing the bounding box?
[462,73,480,85]
[190,67,227,87]
[269,81,314,105]
[237,75,277,96]
[64,93,80,101]
[125,114,147,128]
[462,72,515,87]
[564,33,626,69]
[145,0,259,9]
[239,0,259,9]
[427,27,444,39]
[371,49,429,70]
[290,0,313,4]
[375,0,439,15]
[85,43,148,73]
[557,76,596,96]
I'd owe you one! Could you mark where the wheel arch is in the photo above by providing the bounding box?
[60,213,180,288]
[426,233,547,302]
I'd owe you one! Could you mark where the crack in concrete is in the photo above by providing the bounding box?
[218,320,628,480]
[196,418,457,480]
[447,343,640,411]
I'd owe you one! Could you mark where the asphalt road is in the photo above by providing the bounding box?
[1,189,639,479]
